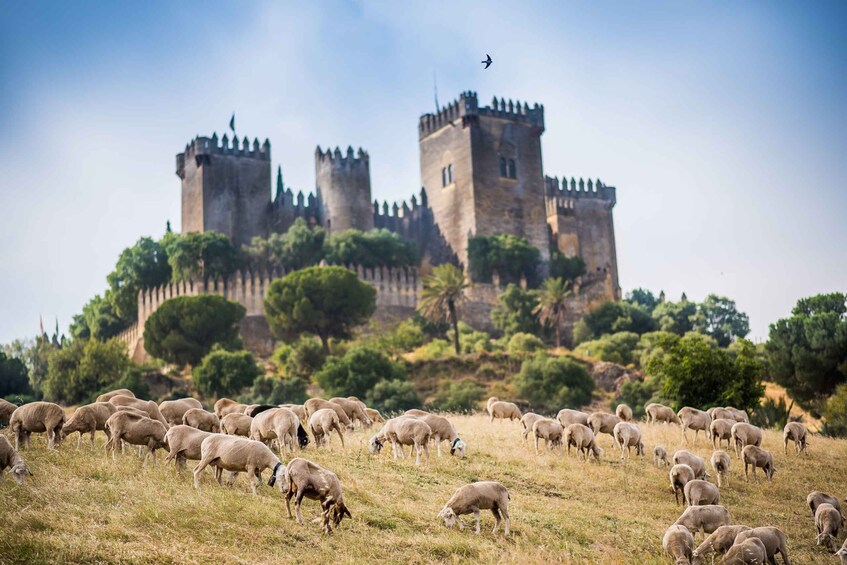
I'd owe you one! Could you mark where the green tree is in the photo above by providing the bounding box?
[366,379,421,413]
[0,350,30,397]
[548,251,586,282]
[163,231,239,282]
[616,378,662,419]
[314,346,405,399]
[43,339,129,404]
[692,294,750,347]
[507,332,545,355]
[264,266,376,354]
[107,237,172,322]
[192,346,261,398]
[418,264,469,355]
[3,338,51,397]
[324,228,417,268]
[144,295,245,366]
[70,293,126,341]
[512,354,594,411]
[823,383,847,437]
[574,331,640,366]
[277,337,326,380]
[432,379,485,412]
[268,218,327,270]
[651,300,697,335]
[626,288,659,313]
[491,284,541,338]
[534,277,572,348]
[467,233,541,286]
[765,292,847,414]
[576,301,656,344]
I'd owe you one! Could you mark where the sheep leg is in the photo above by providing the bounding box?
[491,507,501,533]
[248,468,260,496]
[415,442,422,466]
[436,440,442,458]
[335,426,345,448]
[25,432,31,450]
[295,491,305,524]
[177,454,187,471]
[47,429,54,450]
[681,426,687,445]
[193,459,210,491]
[285,489,295,519]
[534,435,540,455]
[783,438,788,456]
[473,509,481,534]
[89,431,96,450]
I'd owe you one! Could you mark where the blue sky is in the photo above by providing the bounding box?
[0,1,845,344]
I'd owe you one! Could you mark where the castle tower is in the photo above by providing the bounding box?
[315,146,374,232]
[418,92,550,271]
[176,134,271,247]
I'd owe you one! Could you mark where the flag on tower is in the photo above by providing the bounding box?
[229,113,235,134]
[39,315,45,338]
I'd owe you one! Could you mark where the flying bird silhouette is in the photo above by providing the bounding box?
[481,54,492,69]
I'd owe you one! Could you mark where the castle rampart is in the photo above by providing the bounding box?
[315,146,374,232]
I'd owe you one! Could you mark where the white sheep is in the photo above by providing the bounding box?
[532,418,564,455]
[0,398,17,425]
[710,450,731,487]
[615,403,633,422]
[159,398,203,426]
[723,406,749,423]
[733,526,791,565]
[782,421,807,455]
[284,457,351,533]
[612,422,644,460]
[309,408,345,449]
[710,418,735,450]
[673,504,731,538]
[486,397,521,423]
[182,408,220,433]
[328,397,373,428]
[304,398,354,430]
[520,412,545,443]
[220,413,253,437]
[369,417,432,466]
[280,404,308,422]
[61,402,117,450]
[723,536,767,564]
[677,407,711,445]
[587,411,621,443]
[163,424,213,470]
[404,412,466,458]
[103,411,168,466]
[815,502,842,552]
[670,464,696,506]
[214,398,248,419]
[556,408,589,427]
[9,401,66,450]
[108,395,169,428]
[807,491,842,518]
[437,481,510,535]
[741,445,775,482]
[683,479,720,506]
[193,434,287,496]
[731,422,762,457]
[0,435,33,485]
[654,445,670,467]
[692,525,752,562]
[250,407,301,454]
[95,389,135,403]
[564,423,602,461]
[364,407,385,425]
[646,402,681,426]
[672,450,708,480]
[662,524,695,565]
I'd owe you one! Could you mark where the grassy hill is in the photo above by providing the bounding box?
[2,415,846,564]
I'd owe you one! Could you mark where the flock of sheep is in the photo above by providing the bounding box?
[1,392,846,562]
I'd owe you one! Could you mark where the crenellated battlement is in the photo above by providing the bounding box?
[176,133,270,178]
[544,175,616,213]
[418,91,544,139]
[372,188,428,220]
[315,145,369,166]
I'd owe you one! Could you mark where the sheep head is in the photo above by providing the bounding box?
[437,507,460,529]
[266,461,288,492]
[10,461,32,485]
[368,436,383,454]
[450,438,466,458]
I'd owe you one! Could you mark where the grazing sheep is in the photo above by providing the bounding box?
[163,425,213,470]
[613,422,644,460]
[96,389,135,403]
[221,413,253,437]
[815,503,842,552]
[723,407,749,423]
[405,412,466,458]
[807,491,842,518]
[731,423,762,457]
[369,417,432,466]
[587,412,621,442]
[837,539,847,564]
[678,407,712,445]
[284,457,351,533]
[733,526,791,565]
[615,403,633,422]
[532,418,564,455]
[782,422,807,455]
[9,401,66,450]
[708,406,728,420]
[662,524,695,565]
[722,537,767,565]
[673,505,731,538]
[103,411,167,465]
[673,450,708,480]
[304,398,354,430]
[646,402,681,426]
[564,423,602,461]
[710,418,735,450]
[684,479,720,506]
[182,408,220,433]
[486,397,521,423]
[108,396,169,428]
[693,525,752,562]
[670,464,696,506]
[62,402,117,449]
[280,404,308,422]
[159,398,203,426]
[364,407,384,425]
[710,450,731,487]
[214,398,248,419]
[250,407,301,454]
[520,412,545,443]
[556,408,589,427]
[193,434,287,496]
[654,445,670,467]
[437,481,510,535]
[0,435,33,485]
[309,408,345,448]
[741,445,776,482]
[0,399,17,425]
[329,397,373,428]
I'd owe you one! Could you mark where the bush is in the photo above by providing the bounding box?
[507,333,545,355]
[313,346,405,399]
[412,339,455,361]
[324,228,418,268]
[244,375,308,406]
[99,364,152,401]
[549,251,586,282]
[616,378,661,419]
[0,351,30,397]
[511,354,594,411]
[753,397,799,431]
[371,320,427,355]
[491,284,541,338]
[823,383,847,437]
[282,337,326,379]
[431,379,485,412]
[192,347,261,398]
[366,379,421,413]
[447,323,494,354]
[467,233,542,287]
[43,339,129,404]
[575,301,656,344]
[574,332,639,366]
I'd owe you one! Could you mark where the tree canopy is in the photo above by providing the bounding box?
[512,354,594,411]
[324,228,418,269]
[574,301,656,344]
[0,350,30,398]
[163,231,239,282]
[43,339,129,404]
[692,294,750,347]
[107,237,172,321]
[468,233,541,286]
[192,346,261,398]
[418,264,469,355]
[490,283,541,338]
[314,346,405,399]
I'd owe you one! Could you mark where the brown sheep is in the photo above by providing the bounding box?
[613,422,644,460]
[646,402,681,425]
[731,423,762,458]
[807,491,842,518]
[723,537,767,564]
[0,435,33,485]
[615,403,633,422]
[673,505,731,538]
[673,450,708,480]
[520,412,545,443]
[556,408,589,427]
[741,445,775,482]
[214,398,248,419]
[683,479,720,506]
[782,421,807,455]
[193,434,286,496]
[693,525,752,562]
[304,398,354,430]
[0,398,17,425]
[250,407,301,454]
[96,389,135,403]
[328,397,373,428]
[587,412,621,443]
[670,464,696,506]
[364,407,384,425]
[815,503,842,552]
[710,418,735,450]
[103,411,167,466]
[654,446,670,467]
[532,418,564,455]
[182,408,220,433]
[662,524,695,565]
[309,408,345,448]
[220,413,253,437]
[285,457,351,533]
[733,526,791,565]
[61,402,117,449]
[369,417,432,466]
[159,398,203,426]
[108,396,169,428]
[486,397,521,422]
[710,450,731,487]
[677,407,712,445]
[10,401,66,450]
[437,481,510,536]
[564,423,602,461]
[163,425,213,470]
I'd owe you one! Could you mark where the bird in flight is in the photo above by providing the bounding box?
[481,54,492,69]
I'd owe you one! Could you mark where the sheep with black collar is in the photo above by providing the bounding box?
[193,434,287,496]
[403,411,466,458]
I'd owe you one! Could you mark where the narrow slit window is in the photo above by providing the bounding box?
[447,164,453,184]
[508,159,516,179]
[441,167,447,187]
[499,157,507,177]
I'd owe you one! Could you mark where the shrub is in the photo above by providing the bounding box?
[507,333,545,355]
[371,320,427,355]
[491,284,541,338]
[43,338,129,404]
[447,323,493,354]
[431,379,485,412]
[413,339,455,361]
[313,346,405,399]
[468,233,541,286]
[511,354,594,411]
[244,375,308,406]
[575,301,656,344]
[616,378,661,419]
[0,351,30,397]
[366,379,421,413]
[283,337,326,379]
[823,383,847,437]
[574,332,639,366]
[192,347,261,398]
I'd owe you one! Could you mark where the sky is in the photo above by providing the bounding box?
[0,1,845,344]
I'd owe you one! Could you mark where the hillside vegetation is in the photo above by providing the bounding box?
[2,414,846,564]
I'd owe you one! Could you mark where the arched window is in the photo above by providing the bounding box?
[508,159,516,179]
[499,157,507,177]
[441,167,447,187]
[447,164,453,184]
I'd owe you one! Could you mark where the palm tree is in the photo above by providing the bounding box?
[534,277,572,349]
[418,264,469,355]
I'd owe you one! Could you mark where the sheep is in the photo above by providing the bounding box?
[654,445,670,467]
[163,425,213,470]
[532,418,564,455]
[733,527,791,565]
[250,407,301,454]
[731,423,762,457]
[815,503,842,552]
[722,537,767,565]
[437,481,510,535]
[486,397,521,422]
[693,525,752,562]
[708,406,727,419]
[193,434,287,496]
[646,402,681,425]
[9,401,66,450]
[710,418,735,450]
[369,417,432,466]
[673,505,731,538]
[613,422,644,460]
[0,398,17,425]
[673,450,708,480]
[182,408,220,433]
[96,388,135,403]
[615,403,633,422]
[159,398,203,426]
[220,413,253,437]
[0,435,33,485]
[723,407,749,423]
[329,397,373,428]
[564,423,602,461]
[556,408,589,427]
[304,398,354,430]
[782,422,807,455]
[837,539,847,564]
[309,408,345,448]
[284,457,351,533]
[405,412,466,458]
[807,491,842,518]
[364,407,384,425]
[662,524,695,565]
[684,479,720,506]
[741,445,775,482]
[108,395,169,428]
[678,407,712,445]
[280,404,308,422]
[587,412,621,443]
[61,402,117,449]
[103,411,167,466]
[710,450,731,487]
[670,464,696,506]
[520,412,545,442]
[214,398,248,419]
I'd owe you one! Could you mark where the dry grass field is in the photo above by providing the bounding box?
[2,414,846,564]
